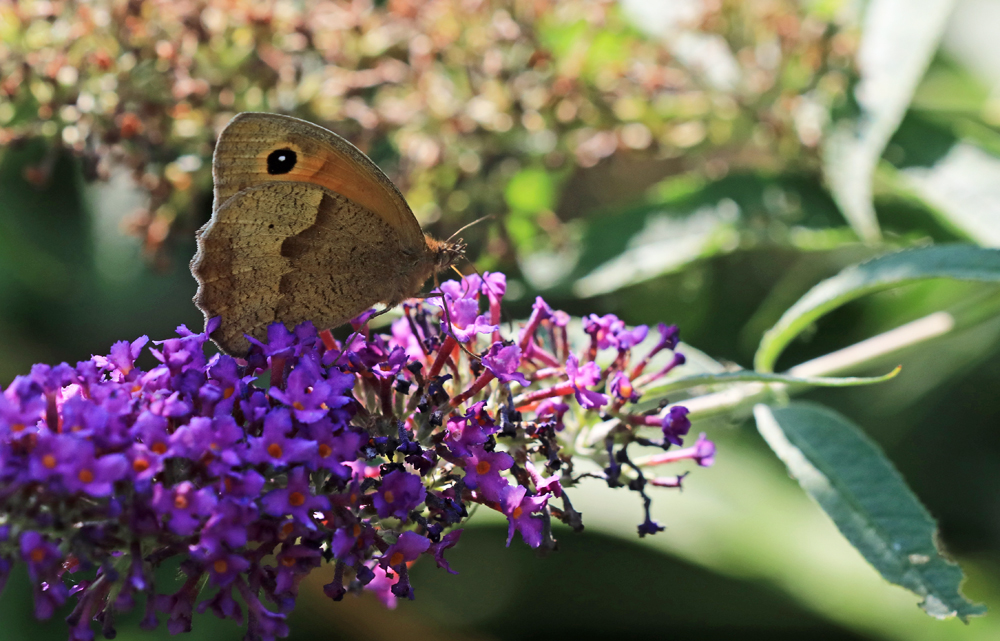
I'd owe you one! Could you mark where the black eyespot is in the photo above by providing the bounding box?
[266,148,297,175]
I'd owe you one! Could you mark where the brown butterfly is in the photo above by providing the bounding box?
[190,112,464,356]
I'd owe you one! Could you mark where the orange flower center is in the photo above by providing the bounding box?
[267,443,283,459]
[353,523,362,537]
[389,552,404,566]
[214,559,228,574]
[293,402,305,411]
[133,458,150,473]
[288,491,305,507]
[512,506,523,519]
[476,460,491,475]
[280,522,294,538]
[78,468,94,484]
[30,547,45,563]
[223,386,235,399]
[42,454,57,469]
[383,490,395,503]
[281,556,296,567]
[174,494,189,510]
[11,423,25,433]
[151,442,167,455]
[318,444,332,458]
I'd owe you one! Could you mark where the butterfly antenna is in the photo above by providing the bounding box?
[461,259,517,336]
[446,214,494,244]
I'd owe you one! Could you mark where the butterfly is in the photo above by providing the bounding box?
[190,112,464,356]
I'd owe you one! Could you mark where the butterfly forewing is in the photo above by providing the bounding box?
[211,112,424,250]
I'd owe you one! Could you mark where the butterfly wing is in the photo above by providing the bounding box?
[211,112,424,250]
[192,181,418,355]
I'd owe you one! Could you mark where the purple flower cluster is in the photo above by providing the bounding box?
[0,272,711,640]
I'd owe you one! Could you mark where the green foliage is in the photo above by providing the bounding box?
[755,245,1000,372]
[754,402,985,622]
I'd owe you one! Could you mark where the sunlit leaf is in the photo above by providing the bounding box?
[755,245,1000,372]
[753,402,986,621]
[902,143,1000,246]
[639,366,900,401]
[823,0,957,241]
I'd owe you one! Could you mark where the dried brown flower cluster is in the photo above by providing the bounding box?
[0,0,856,262]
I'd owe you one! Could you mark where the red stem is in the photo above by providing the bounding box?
[427,336,457,379]
[450,371,496,407]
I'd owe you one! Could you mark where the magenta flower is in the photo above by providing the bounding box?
[19,531,61,581]
[268,366,335,423]
[661,406,692,446]
[62,446,128,497]
[583,313,625,350]
[609,371,641,404]
[330,521,377,565]
[371,346,409,379]
[363,564,400,609]
[463,446,514,501]
[565,355,608,409]
[196,500,257,556]
[440,297,497,342]
[615,325,648,350]
[27,433,75,484]
[443,402,497,457]
[373,470,427,520]
[390,316,426,361]
[381,531,431,569]
[169,415,243,468]
[500,484,548,548]
[644,433,715,467]
[429,529,463,574]
[261,468,329,529]
[0,269,703,638]
[202,551,250,587]
[245,408,318,467]
[536,399,570,430]
[482,342,529,386]
[307,420,363,477]
[99,335,149,379]
[481,271,506,302]
[152,481,218,535]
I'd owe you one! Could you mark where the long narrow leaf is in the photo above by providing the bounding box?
[754,402,985,621]
[755,245,1000,372]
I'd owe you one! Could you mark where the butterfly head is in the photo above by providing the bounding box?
[427,235,466,272]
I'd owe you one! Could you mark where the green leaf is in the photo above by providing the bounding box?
[755,245,1000,372]
[902,143,1000,246]
[753,402,986,621]
[822,0,956,241]
[637,367,900,404]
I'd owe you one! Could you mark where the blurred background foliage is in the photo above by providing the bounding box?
[2,0,1000,639]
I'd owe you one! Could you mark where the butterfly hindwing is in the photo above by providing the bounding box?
[192,181,416,355]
